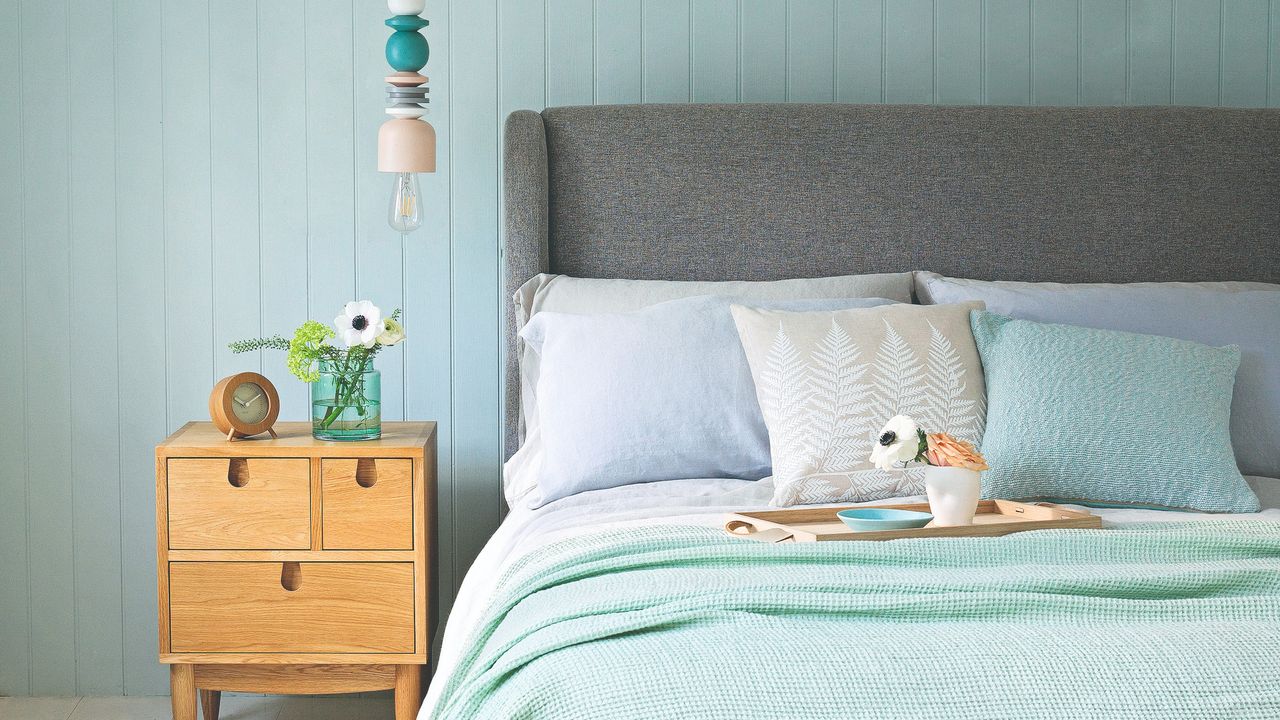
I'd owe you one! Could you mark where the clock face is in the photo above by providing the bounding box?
[231,382,270,424]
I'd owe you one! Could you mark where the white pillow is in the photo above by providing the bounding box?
[504,272,915,505]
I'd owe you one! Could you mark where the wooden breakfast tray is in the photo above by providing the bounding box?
[724,500,1101,543]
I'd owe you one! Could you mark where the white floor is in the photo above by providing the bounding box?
[0,695,394,720]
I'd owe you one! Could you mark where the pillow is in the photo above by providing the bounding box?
[971,310,1258,513]
[731,302,986,506]
[516,295,898,507]
[916,272,1280,478]
[506,271,915,504]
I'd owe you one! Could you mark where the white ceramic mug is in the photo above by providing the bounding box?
[924,466,982,526]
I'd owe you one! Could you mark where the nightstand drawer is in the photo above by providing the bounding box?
[167,458,311,549]
[322,458,413,549]
[168,562,415,653]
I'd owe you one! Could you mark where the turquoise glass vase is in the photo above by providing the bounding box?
[311,359,381,441]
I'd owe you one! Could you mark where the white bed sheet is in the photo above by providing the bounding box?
[422,476,1280,718]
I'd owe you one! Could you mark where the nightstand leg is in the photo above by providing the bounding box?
[199,689,221,720]
[394,665,422,720]
[170,664,197,720]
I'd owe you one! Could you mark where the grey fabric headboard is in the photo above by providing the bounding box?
[503,103,1280,458]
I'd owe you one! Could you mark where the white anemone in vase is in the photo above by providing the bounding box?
[869,414,923,471]
[334,300,383,349]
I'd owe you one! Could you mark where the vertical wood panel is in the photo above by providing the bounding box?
[115,0,168,696]
[836,0,883,102]
[416,0,456,626]
[1173,0,1221,105]
[643,0,692,102]
[1129,0,1174,104]
[502,0,548,111]
[20,0,76,691]
[1079,0,1126,103]
[68,0,124,695]
[20,0,76,695]
[692,0,738,101]
[306,0,357,318]
[936,0,983,103]
[258,0,311,420]
[741,0,788,101]
[355,0,406,421]
[450,0,502,599]
[597,0,644,103]
[162,0,215,430]
[211,0,264,381]
[884,0,933,103]
[1031,0,1079,104]
[985,0,1032,104]
[1271,0,1279,106]
[1220,0,1269,106]
[548,0,596,105]
[788,0,836,101]
[0,0,30,697]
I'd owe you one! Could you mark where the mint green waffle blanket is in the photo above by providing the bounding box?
[432,523,1280,719]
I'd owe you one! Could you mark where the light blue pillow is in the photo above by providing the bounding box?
[519,295,896,506]
[917,272,1280,479]
[971,311,1258,513]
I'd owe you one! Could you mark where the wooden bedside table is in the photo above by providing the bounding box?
[156,422,437,720]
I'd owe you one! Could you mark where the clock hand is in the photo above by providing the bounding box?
[247,394,264,406]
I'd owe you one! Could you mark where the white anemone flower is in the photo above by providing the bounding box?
[869,415,922,471]
[334,300,383,349]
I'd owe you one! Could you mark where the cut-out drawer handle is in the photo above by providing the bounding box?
[227,458,249,488]
[355,458,377,488]
[280,562,301,592]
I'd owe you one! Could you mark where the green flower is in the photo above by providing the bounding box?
[287,320,336,382]
[377,317,406,346]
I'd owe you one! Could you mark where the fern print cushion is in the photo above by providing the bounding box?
[731,302,986,506]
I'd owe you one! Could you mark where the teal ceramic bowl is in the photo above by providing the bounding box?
[837,508,934,531]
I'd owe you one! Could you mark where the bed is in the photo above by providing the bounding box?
[426,104,1280,718]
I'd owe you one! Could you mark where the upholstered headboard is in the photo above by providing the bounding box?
[503,103,1280,458]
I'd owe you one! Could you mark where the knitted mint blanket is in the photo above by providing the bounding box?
[432,522,1280,719]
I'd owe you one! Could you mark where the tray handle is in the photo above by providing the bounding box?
[725,519,794,544]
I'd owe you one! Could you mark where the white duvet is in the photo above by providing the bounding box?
[421,475,1280,718]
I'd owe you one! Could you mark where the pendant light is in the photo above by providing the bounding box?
[378,0,436,233]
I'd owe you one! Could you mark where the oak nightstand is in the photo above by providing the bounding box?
[156,422,437,720]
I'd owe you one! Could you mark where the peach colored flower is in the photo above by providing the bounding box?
[925,433,988,471]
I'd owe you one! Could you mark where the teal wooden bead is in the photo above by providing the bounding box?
[386,15,428,31]
[386,30,429,72]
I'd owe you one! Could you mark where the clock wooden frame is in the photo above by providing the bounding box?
[209,372,281,441]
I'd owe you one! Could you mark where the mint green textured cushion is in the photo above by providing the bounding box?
[972,311,1258,513]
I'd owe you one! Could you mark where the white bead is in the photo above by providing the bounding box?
[388,0,425,15]
[385,105,426,119]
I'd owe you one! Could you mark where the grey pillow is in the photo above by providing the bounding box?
[517,295,897,507]
[916,272,1280,478]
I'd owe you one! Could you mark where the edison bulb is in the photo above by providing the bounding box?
[388,172,422,233]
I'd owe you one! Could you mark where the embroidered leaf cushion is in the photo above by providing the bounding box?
[731,302,986,506]
[971,310,1259,513]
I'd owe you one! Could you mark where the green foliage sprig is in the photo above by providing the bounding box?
[227,336,290,353]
